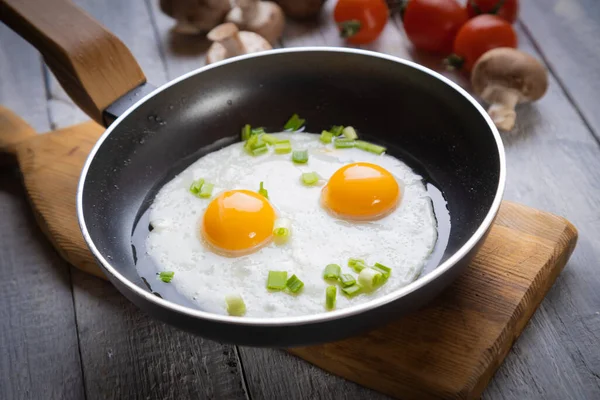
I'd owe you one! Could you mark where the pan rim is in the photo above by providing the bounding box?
[77,47,506,327]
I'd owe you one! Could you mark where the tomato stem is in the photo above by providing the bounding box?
[443,54,464,71]
[469,0,507,16]
[338,20,361,38]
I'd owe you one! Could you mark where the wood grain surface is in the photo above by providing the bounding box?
[1,0,600,398]
[0,102,578,399]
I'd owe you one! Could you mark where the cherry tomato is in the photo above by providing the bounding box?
[451,14,517,72]
[466,0,519,23]
[402,0,468,55]
[334,0,389,45]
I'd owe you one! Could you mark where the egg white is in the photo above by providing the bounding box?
[145,132,439,318]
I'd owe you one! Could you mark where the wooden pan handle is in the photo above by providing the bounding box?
[0,0,147,125]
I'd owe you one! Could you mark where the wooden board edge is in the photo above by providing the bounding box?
[467,220,578,399]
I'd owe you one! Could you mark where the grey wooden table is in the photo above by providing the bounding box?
[1,1,599,399]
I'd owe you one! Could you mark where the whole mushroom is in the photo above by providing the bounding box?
[225,0,285,45]
[206,22,272,64]
[273,0,327,20]
[159,0,232,34]
[471,47,548,132]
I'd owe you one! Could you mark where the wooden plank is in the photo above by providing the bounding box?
[71,269,248,400]
[0,27,84,400]
[520,0,600,141]
[0,24,50,131]
[0,172,84,400]
[44,0,169,128]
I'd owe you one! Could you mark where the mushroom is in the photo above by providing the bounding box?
[273,0,327,20]
[206,22,272,64]
[471,47,549,132]
[159,0,232,34]
[225,0,285,45]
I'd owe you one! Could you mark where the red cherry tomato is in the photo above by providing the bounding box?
[466,0,519,23]
[402,0,468,55]
[452,14,517,72]
[334,0,389,45]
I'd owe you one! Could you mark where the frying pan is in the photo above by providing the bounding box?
[1,0,505,347]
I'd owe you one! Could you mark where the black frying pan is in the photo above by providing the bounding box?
[1,0,505,347]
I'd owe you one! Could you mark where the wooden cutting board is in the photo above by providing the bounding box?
[0,106,578,399]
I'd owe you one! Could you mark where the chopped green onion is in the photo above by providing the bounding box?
[258,181,269,199]
[339,274,356,287]
[273,218,292,244]
[354,140,386,155]
[251,127,265,135]
[158,271,174,283]
[329,125,344,136]
[323,264,341,280]
[267,271,288,290]
[372,262,391,279]
[284,113,305,131]
[342,284,362,297]
[189,178,205,195]
[320,130,334,144]
[274,140,292,154]
[225,293,246,316]
[342,126,358,140]
[326,285,337,310]
[301,172,320,186]
[292,150,308,164]
[244,134,261,153]
[252,144,269,156]
[286,274,304,293]
[262,134,278,145]
[241,124,252,140]
[199,182,214,198]
[358,268,383,290]
[348,258,367,273]
[334,138,355,149]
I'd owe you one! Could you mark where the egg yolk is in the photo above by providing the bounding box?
[202,190,276,256]
[321,162,401,221]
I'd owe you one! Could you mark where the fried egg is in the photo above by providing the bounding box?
[145,132,439,318]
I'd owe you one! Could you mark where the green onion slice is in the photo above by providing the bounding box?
[252,144,269,156]
[320,130,334,144]
[274,140,292,154]
[262,133,279,145]
[342,284,361,297]
[286,274,304,293]
[358,268,383,290]
[241,124,252,140]
[158,271,174,283]
[326,285,337,310]
[267,271,288,290]
[372,262,391,279]
[348,258,367,273]
[323,264,341,280]
[199,182,214,198]
[334,138,355,149]
[251,127,265,135]
[329,125,344,136]
[189,178,205,195]
[301,172,320,186]
[284,113,305,131]
[339,274,356,287]
[258,181,269,199]
[342,126,358,140]
[273,217,291,245]
[354,140,386,155]
[292,150,308,164]
[225,293,246,316]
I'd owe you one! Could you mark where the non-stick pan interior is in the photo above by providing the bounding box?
[81,49,501,296]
